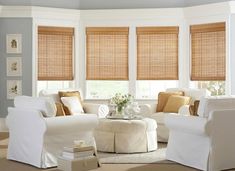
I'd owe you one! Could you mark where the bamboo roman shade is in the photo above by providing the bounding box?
[137,27,179,80]
[38,26,74,80]
[86,27,129,80]
[190,22,226,81]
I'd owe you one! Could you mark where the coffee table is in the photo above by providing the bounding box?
[94,117,157,153]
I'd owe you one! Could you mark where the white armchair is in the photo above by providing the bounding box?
[139,88,210,142]
[6,96,98,168]
[165,96,235,171]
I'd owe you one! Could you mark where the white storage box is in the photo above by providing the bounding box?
[58,155,99,171]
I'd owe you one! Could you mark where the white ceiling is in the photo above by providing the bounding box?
[0,0,232,9]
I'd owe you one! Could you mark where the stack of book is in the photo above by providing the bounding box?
[62,146,95,160]
[58,146,100,171]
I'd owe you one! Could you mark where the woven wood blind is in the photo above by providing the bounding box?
[38,26,74,80]
[137,27,179,80]
[190,22,226,81]
[86,27,129,80]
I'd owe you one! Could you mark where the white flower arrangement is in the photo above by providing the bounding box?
[110,93,133,114]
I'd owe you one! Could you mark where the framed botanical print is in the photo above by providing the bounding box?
[7,80,22,99]
[6,34,22,54]
[6,57,22,76]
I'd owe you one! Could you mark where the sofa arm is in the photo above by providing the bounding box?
[7,107,46,133]
[83,103,109,118]
[165,114,208,136]
[6,107,47,167]
[83,103,100,114]
[139,103,157,116]
[139,104,151,116]
[178,105,190,115]
[45,114,98,135]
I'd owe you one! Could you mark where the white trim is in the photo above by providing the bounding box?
[184,2,230,19]
[128,26,137,96]
[0,6,32,18]
[0,6,80,20]
[229,1,235,14]
[81,8,184,20]
[178,21,190,88]
[32,19,37,97]
[78,20,86,96]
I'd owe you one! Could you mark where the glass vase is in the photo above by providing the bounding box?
[116,105,125,115]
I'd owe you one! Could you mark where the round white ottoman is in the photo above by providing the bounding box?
[94,118,157,153]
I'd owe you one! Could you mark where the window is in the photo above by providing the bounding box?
[136,26,179,99]
[37,81,74,94]
[37,26,75,93]
[86,81,128,99]
[86,27,129,99]
[136,80,178,99]
[190,81,225,96]
[190,22,226,95]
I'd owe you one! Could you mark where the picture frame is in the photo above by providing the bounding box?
[6,57,22,76]
[6,34,22,54]
[7,80,22,99]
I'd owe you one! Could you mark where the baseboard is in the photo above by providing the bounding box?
[0,118,8,132]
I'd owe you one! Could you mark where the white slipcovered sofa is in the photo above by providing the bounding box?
[6,95,99,168]
[39,89,108,117]
[165,96,235,171]
[139,88,210,142]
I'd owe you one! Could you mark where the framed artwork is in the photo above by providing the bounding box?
[7,80,22,99]
[6,34,22,54]
[6,57,22,76]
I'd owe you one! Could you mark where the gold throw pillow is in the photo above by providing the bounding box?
[55,102,66,116]
[157,91,184,112]
[163,95,191,113]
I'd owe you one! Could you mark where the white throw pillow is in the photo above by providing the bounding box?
[61,96,84,115]
[14,96,57,117]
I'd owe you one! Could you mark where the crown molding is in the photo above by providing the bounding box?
[80,8,184,20]
[229,1,235,14]
[184,2,231,20]
[0,6,80,21]
[0,1,233,22]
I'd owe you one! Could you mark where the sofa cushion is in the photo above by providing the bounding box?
[198,96,235,118]
[157,92,184,112]
[149,112,166,124]
[14,96,57,117]
[163,95,191,113]
[61,96,84,115]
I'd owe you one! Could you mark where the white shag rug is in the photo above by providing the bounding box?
[98,143,171,164]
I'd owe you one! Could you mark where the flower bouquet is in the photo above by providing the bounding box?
[110,93,133,115]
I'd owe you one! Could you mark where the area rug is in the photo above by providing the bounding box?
[0,138,8,159]
[98,143,172,164]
